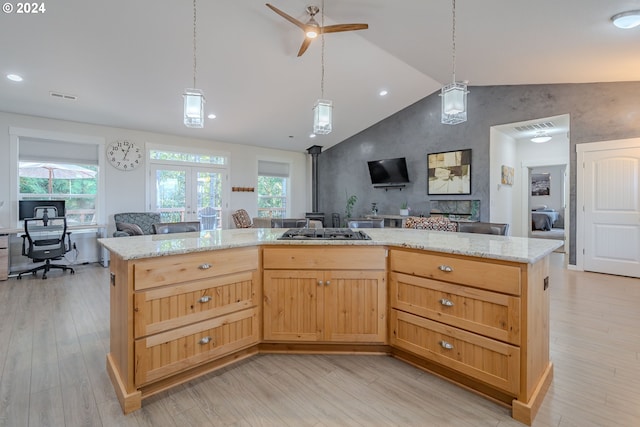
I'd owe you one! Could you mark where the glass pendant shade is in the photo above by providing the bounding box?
[313,99,333,134]
[441,82,468,125]
[183,88,205,128]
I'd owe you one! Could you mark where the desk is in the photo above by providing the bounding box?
[0,224,108,278]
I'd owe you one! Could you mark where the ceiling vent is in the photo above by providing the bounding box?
[513,121,555,132]
[49,91,77,101]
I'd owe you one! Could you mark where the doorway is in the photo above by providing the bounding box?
[149,164,226,230]
[489,114,570,254]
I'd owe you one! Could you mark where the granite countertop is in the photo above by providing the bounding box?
[98,228,563,264]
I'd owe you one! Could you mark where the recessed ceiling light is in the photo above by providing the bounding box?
[611,10,640,29]
[379,90,388,96]
[7,74,23,82]
[207,113,216,119]
[309,133,317,138]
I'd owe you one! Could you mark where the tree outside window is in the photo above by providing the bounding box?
[257,176,288,218]
[19,161,98,225]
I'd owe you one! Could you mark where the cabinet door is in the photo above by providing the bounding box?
[263,270,323,341]
[324,270,387,343]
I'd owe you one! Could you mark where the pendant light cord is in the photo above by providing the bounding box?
[192,0,198,88]
[320,0,325,98]
[451,0,456,83]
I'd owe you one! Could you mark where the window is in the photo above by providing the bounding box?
[257,161,290,218]
[17,136,101,226]
[19,161,98,225]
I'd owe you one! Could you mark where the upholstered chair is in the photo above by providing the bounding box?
[404,216,458,232]
[113,212,161,237]
[231,209,254,228]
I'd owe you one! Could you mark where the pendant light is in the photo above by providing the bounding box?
[313,0,333,135]
[441,0,468,125]
[184,0,205,128]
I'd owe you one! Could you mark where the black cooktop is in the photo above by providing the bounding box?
[278,228,371,240]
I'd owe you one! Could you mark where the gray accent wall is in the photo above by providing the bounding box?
[316,82,640,265]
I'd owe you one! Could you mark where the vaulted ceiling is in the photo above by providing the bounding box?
[1,0,638,152]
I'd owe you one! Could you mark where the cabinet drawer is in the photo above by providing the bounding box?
[390,272,520,344]
[134,247,258,291]
[263,246,385,270]
[134,307,259,386]
[389,250,521,296]
[134,271,259,338]
[390,309,520,395]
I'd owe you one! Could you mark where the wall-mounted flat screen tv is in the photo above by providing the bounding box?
[367,157,410,186]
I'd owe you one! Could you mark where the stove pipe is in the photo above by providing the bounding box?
[306,145,322,212]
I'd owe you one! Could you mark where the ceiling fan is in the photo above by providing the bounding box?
[266,3,368,57]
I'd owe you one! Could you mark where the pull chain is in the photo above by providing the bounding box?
[193,0,197,88]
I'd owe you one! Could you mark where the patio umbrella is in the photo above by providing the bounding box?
[19,162,97,193]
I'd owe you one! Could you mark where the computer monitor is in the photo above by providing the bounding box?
[18,200,66,220]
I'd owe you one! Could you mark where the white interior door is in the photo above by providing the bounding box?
[580,143,640,277]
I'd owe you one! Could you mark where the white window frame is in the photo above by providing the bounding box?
[9,127,105,226]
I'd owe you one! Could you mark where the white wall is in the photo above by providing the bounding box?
[0,111,309,268]
[489,128,517,234]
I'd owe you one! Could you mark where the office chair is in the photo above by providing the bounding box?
[17,216,75,280]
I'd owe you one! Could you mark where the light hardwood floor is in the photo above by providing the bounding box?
[0,254,638,426]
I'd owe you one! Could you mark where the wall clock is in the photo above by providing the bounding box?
[107,140,143,171]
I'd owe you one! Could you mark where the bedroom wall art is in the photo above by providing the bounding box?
[501,165,514,185]
[531,172,551,196]
[427,149,471,195]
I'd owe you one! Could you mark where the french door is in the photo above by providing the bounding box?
[149,165,227,230]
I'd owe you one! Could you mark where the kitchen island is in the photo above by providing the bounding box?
[99,228,562,425]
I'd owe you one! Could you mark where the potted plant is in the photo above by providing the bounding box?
[400,202,410,216]
[345,191,357,220]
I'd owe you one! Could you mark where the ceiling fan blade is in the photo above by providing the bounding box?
[265,3,306,31]
[297,38,313,57]
[320,23,369,34]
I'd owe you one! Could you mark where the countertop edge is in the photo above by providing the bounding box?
[98,229,563,265]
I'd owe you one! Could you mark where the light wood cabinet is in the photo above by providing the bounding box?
[107,247,260,413]
[263,247,387,343]
[389,248,551,425]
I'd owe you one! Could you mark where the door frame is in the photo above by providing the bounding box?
[576,137,640,272]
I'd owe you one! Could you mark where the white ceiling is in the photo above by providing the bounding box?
[1,0,638,152]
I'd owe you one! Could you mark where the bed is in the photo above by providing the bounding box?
[531,209,559,231]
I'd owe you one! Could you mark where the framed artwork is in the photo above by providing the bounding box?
[427,149,471,195]
[531,173,550,196]
[501,165,514,185]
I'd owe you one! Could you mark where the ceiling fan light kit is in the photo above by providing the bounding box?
[184,0,205,128]
[611,10,640,29]
[441,0,468,125]
[265,3,368,57]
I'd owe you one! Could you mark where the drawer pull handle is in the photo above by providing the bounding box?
[318,280,324,286]
[325,280,331,286]
[199,336,212,345]
[198,296,212,303]
[198,263,212,270]
[438,265,453,272]
[440,340,454,350]
[439,298,454,307]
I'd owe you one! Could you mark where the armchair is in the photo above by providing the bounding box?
[231,209,254,228]
[17,216,75,280]
[113,212,161,237]
[152,221,201,234]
